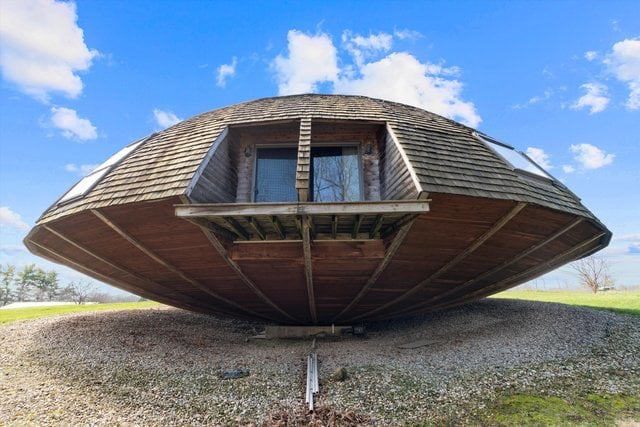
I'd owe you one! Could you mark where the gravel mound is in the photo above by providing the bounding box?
[1,299,638,425]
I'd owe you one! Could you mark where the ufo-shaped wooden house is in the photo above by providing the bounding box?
[25,95,611,324]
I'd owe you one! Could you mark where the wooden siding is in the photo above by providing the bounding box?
[380,128,420,200]
[189,129,238,203]
[295,117,311,201]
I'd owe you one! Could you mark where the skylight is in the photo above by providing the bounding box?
[57,135,151,205]
[475,133,553,180]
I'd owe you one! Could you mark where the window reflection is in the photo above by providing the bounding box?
[311,146,361,202]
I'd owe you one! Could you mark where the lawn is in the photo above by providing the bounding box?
[491,289,640,316]
[0,301,162,324]
[488,288,640,426]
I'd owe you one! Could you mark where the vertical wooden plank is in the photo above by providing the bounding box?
[369,214,384,239]
[302,215,318,324]
[271,215,286,240]
[331,215,338,239]
[296,117,312,202]
[246,216,267,240]
[352,215,363,239]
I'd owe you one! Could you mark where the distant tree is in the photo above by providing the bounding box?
[572,255,614,293]
[15,264,39,301]
[61,280,94,304]
[33,269,59,301]
[1,264,16,306]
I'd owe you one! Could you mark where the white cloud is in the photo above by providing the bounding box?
[271,29,481,128]
[64,163,98,175]
[335,52,481,127]
[525,147,552,170]
[562,164,576,174]
[0,0,99,101]
[393,29,423,40]
[571,82,610,114]
[343,31,393,67]
[273,30,339,95]
[605,38,640,110]
[584,51,598,61]
[569,143,615,170]
[0,207,29,230]
[513,88,553,109]
[216,57,237,88]
[50,107,98,141]
[153,109,182,129]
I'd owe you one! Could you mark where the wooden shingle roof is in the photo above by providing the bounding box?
[38,94,596,223]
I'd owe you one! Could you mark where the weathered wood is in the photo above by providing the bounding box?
[385,217,587,317]
[246,216,267,240]
[333,220,414,321]
[187,128,239,204]
[183,217,238,241]
[175,200,430,217]
[348,202,528,321]
[44,224,181,294]
[302,216,318,324]
[381,213,420,239]
[369,214,385,239]
[296,117,312,202]
[331,215,338,239]
[351,215,363,238]
[27,238,214,315]
[91,208,271,320]
[271,216,286,240]
[193,220,301,323]
[381,125,422,199]
[427,231,608,313]
[222,216,250,240]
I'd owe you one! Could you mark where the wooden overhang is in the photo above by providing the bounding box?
[175,200,429,242]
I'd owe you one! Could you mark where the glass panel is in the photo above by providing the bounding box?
[58,168,110,203]
[99,139,145,170]
[57,135,148,205]
[255,147,297,202]
[311,146,361,202]
[485,140,552,179]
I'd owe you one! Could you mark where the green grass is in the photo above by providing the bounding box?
[488,393,640,426]
[491,290,640,316]
[0,301,162,324]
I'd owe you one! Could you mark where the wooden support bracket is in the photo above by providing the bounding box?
[271,215,286,240]
[246,216,267,240]
[302,215,318,324]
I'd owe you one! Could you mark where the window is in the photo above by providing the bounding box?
[254,147,297,202]
[57,135,150,205]
[253,144,363,203]
[311,146,361,202]
[476,133,553,180]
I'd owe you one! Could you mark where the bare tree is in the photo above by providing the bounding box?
[60,280,95,304]
[572,255,614,293]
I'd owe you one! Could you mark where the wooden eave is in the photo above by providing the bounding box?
[175,200,430,242]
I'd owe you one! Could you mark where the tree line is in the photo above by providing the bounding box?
[0,263,137,306]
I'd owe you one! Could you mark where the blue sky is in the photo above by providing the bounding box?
[1,0,638,293]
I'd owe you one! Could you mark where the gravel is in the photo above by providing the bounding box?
[1,299,638,425]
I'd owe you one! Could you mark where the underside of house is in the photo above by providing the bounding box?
[24,95,611,324]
